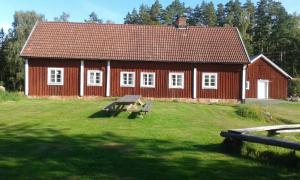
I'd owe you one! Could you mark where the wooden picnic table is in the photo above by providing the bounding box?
[103,95,152,117]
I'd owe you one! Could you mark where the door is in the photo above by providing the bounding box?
[257,80,269,99]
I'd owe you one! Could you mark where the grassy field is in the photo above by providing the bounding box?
[0,94,299,179]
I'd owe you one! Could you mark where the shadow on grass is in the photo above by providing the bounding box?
[89,110,144,119]
[219,139,300,168]
[89,110,113,118]
[0,123,299,179]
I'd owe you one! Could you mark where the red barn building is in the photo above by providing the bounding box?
[246,54,292,99]
[20,17,253,102]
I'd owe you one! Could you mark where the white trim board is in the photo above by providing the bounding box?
[250,54,292,79]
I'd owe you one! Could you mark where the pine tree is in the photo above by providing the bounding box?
[253,0,271,53]
[191,1,206,26]
[54,12,70,22]
[224,0,234,26]
[243,0,255,34]
[150,0,163,24]
[216,3,226,26]
[163,0,186,25]
[85,12,103,23]
[232,0,242,27]
[124,9,140,24]
[139,4,152,25]
[203,1,217,26]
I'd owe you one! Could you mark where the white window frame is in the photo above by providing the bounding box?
[169,72,184,89]
[202,72,218,89]
[120,71,135,87]
[141,72,156,88]
[87,70,103,86]
[47,68,64,85]
[246,81,250,90]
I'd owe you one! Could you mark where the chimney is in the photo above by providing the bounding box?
[176,15,187,28]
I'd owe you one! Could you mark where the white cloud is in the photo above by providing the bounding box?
[0,22,11,33]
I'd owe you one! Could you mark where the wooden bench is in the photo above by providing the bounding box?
[221,124,300,151]
[141,101,152,113]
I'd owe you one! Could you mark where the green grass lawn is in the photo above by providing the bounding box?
[0,96,299,179]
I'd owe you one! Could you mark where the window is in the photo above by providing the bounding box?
[246,81,250,90]
[202,73,218,89]
[87,70,102,86]
[48,68,64,85]
[120,72,135,87]
[141,72,155,88]
[169,72,184,89]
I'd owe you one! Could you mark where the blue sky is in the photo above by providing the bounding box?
[0,0,299,32]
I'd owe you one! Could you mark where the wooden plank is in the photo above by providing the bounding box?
[116,95,141,103]
[220,131,300,150]
[229,124,300,134]
[275,129,300,133]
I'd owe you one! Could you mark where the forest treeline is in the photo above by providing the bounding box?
[0,0,299,90]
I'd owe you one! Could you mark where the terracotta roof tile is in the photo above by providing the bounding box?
[20,21,250,64]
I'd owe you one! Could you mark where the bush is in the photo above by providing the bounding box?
[236,104,267,120]
[0,91,22,102]
[288,78,300,97]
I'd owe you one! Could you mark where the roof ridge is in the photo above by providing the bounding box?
[39,21,237,29]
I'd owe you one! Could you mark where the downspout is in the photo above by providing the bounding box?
[242,64,247,103]
[24,59,29,96]
[106,60,111,97]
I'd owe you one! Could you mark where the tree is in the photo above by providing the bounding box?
[203,1,217,26]
[85,12,103,23]
[190,1,206,26]
[224,0,234,26]
[54,12,70,22]
[163,0,186,25]
[216,3,226,26]
[2,11,44,90]
[0,28,5,82]
[243,0,255,34]
[139,4,152,25]
[253,0,271,53]
[232,0,242,27]
[124,9,140,24]
[105,20,115,24]
[150,0,163,24]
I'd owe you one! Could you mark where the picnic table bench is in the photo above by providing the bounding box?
[102,95,152,117]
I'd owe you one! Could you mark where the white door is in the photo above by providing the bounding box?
[257,80,269,99]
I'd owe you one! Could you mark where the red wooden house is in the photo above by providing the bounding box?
[20,17,256,102]
[246,54,292,99]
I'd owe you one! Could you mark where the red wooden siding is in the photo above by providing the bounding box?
[84,60,106,96]
[28,58,80,96]
[196,64,242,99]
[110,61,242,99]
[28,59,243,99]
[110,61,193,98]
[246,57,288,99]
